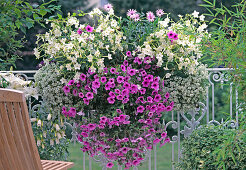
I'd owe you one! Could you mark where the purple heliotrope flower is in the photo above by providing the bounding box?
[77,28,83,35]
[156,9,164,17]
[86,92,94,100]
[85,25,94,32]
[126,51,131,57]
[146,11,155,22]
[104,3,112,11]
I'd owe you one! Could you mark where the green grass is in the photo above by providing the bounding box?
[68,143,178,170]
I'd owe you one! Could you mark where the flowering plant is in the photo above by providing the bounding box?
[34,3,209,169]
[62,59,172,168]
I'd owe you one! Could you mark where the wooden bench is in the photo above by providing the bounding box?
[0,89,74,170]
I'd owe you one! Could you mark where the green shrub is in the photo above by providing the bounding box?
[176,125,246,170]
[30,101,70,161]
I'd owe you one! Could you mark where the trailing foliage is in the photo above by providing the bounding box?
[176,125,246,170]
[30,101,70,161]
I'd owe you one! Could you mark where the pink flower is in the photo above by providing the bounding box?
[132,160,140,166]
[101,76,107,83]
[115,89,120,94]
[123,82,130,89]
[116,95,123,100]
[109,91,116,98]
[161,132,167,138]
[68,80,75,86]
[72,89,78,96]
[100,132,105,137]
[119,114,126,122]
[142,80,150,87]
[153,138,161,145]
[81,132,88,137]
[86,92,94,100]
[122,98,129,104]
[107,97,115,104]
[105,83,111,90]
[77,28,82,34]
[167,31,175,39]
[128,69,136,76]
[139,88,146,95]
[173,33,178,40]
[122,89,129,96]
[106,162,114,168]
[126,51,131,56]
[121,65,126,72]
[165,92,170,99]
[80,73,86,81]
[151,82,159,90]
[156,9,164,17]
[166,106,173,111]
[63,86,70,93]
[137,105,145,113]
[69,107,76,117]
[133,13,140,21]
[117,76,124,83]
[78,92,84,98]
[92,80,100,89]
[127,9,137,17]
[154,94,162,102]
[121,147,128,154]
[104,3,112,11]
[83,98,89,105]
[147,96,153,103]
[116,109,122,114]
[110,68,116,74]
[123,60,128,66]
[87,123,97,131]
[85,25,93,32]
[146,11,155,22]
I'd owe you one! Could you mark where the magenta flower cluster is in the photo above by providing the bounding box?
[62,56,173,169]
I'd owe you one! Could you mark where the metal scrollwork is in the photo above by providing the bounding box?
[181,102,206,138]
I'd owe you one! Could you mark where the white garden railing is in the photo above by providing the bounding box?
[0,68,239,170]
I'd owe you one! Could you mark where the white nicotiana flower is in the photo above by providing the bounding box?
[192,10,199,18]
[43,131,47,138]
[74,63,81,70]
[66,64,72,71]
[95,50,100,57]
[199,15,205,21]
[37,120,42,127]
[87,54,93,62]
[90,66,96,73]
[165,73,171,78]
[108,53,112,60]
[30,118,37,122]
[47,114,52,121]
[37,140,41,146]
[55,124,60,131]
[33,48,40,58]
[50,139,54,146]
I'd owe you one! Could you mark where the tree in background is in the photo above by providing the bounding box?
[0,0,60,71]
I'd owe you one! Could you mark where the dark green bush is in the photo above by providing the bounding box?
[177,125,246,170]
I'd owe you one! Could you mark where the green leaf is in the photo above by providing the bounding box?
[39,9,47,17]
[57,13,62,19]
[25,2,33,10]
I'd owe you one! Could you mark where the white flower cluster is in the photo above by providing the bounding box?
[136,13,208,78]
[35,8,125,78]
[163,65,208,111]
[34,63,73,117]
[0,73,38,99]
